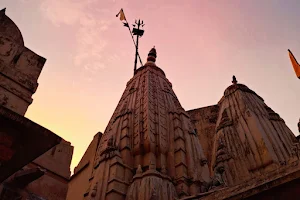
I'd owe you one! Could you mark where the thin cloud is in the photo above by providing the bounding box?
[40,0,112,78]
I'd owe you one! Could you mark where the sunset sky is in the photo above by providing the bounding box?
[1,0,299,173]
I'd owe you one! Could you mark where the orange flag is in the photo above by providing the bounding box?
[288,49,300,79]
[116,9,126,21]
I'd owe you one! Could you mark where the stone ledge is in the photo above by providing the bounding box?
[189,163,300,200]
[106,188,127,197]
[108,178,130,186]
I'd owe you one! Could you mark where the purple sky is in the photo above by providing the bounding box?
[1,0,299,173]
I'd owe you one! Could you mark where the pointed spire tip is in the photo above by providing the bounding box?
[232,75,237,84]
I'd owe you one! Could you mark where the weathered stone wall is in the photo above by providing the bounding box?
[34,139,74,179]
[187,105,219,175]
[22,162,69,200]
[0,8,46,116]
[0,8,74,200]
[0,163,69,200]
[67,132,102,200]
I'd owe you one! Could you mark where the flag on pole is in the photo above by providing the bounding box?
[116,9,126,21]
[116,9,129,27]
[288,49,300,79]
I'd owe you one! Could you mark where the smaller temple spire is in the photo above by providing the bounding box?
[232,75,237,85]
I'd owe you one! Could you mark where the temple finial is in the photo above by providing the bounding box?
[232,75,237,84]
[147,47,157,63]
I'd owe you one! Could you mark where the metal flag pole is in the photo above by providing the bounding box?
[124,19,143,68]
[132,19,145,74]
[116,9,144,74]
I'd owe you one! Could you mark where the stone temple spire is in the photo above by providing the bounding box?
[83,47,211,200]
[211,78,299,186]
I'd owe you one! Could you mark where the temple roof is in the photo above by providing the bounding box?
[0,8,24,46]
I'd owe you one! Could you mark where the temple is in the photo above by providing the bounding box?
[0,8,73,200]
[67,47,300,200]
[1,6,300,200]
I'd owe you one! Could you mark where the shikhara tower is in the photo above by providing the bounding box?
[211,77,299,186]
[84,48,211,200]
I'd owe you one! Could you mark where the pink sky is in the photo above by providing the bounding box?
[1,0,299,173]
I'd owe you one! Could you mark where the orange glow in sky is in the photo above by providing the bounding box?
[1,0,299,173]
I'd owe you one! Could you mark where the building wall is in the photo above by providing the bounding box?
[0,9,46,116]
[187,105,219,175]
[20,162,69,200]
[0,140,73,200]
[0,9,73,200]
[34,140,73,179]
[66,132,101,200]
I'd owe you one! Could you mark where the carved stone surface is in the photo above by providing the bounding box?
[0,9,46,116]
[211,82,299,186]
[187,105,219,176]
[68,48,211,200]
[66,51,300,199]
[0,10,73,200]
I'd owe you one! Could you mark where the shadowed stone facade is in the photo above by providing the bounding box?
[0,8,46,116]
[0,8,73,200]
